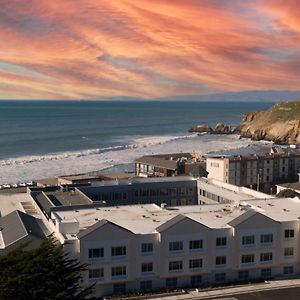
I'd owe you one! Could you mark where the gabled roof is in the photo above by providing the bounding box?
[228,209,277,227]
[77,219,135,239]
[156,214,210,233]
[0,210,45,247]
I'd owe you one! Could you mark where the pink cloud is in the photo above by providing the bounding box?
[0,0,300,99]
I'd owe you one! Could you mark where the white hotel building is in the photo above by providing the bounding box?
[51,196,300,297]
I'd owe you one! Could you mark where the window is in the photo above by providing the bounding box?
[260,234,273,244]
[215,272,226,282]
[141,262,153,273]
[89,268,104,279]
[216,256,226,265]
[283,266,294,275]
[112,266,126,277]
[169,261,183,271]
[166,277,177,289]
[238,270,249,281]
[284,247,294,257]
[242,235,255,245]
[241,254,254,264]
[261,268,272,279]
[216,237,227,247]
[189,240,203,250]
[113,283,126,294]
[260,252,273,262]
[140,280,152,291]
[111,246,126,257]
[141,243,153,254]
[191,275,202,287]
[169,241,183,252]
[88,248,104,259]
[210,162,220,168]
[189,259,203,269]
[285,229,294,238]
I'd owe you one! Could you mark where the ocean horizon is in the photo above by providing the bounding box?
[0,100,272,184]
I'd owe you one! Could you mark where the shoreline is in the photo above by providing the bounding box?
[0,134,273,186]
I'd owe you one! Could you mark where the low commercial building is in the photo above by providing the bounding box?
[207,148,300,190]
[78,176,199,207]
[135,153,207,178]
[49,196,300,297]
[36,172,135,187]
[0,189,49,253]
[0,210,46,254]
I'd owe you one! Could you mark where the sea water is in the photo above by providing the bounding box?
[0,100,272,184]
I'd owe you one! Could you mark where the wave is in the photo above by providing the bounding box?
[0,133,270,184]
[0,134,196,167]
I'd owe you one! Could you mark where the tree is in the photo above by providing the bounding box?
[276,188,300,198]
[0,235,94,300]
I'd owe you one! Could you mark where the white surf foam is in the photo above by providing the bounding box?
[0,134,271,184]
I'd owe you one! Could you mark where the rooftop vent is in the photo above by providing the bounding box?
[161,203,167,209]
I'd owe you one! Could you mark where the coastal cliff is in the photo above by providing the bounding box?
[236,99,300,144]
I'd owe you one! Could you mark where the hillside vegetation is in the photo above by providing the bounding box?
[237,99,300,144]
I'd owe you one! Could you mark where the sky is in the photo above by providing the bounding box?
[1,0,300,100]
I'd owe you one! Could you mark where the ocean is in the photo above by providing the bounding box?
[0,100,273,184]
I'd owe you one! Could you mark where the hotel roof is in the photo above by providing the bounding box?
[245,197,300,222]
[52,197,300,239]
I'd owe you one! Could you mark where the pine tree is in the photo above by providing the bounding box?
[0,235,94,300]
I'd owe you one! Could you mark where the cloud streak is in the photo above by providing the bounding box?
[0,0,300,99]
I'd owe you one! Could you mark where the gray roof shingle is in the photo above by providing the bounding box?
[0,210,45,247]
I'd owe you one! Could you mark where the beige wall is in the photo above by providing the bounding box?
[207,158,226,182]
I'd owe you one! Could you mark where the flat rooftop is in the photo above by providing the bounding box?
[0,191,38,217]
[52,197,300,238]
[90,176,197,187]
[246,197,300,222]
[52,203,241,235]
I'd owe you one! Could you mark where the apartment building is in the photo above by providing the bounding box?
[135,153,207,178]
[207,149,300,189]
[50,196,300,298]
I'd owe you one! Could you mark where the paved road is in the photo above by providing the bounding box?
[149,278,300,300]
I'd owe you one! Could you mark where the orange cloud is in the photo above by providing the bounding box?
[0,0,300,99]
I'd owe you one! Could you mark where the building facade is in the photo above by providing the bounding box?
[50,196,300,298]
[135,153,207,178]
[207,150,300,190]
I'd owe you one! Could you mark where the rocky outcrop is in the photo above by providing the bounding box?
[188,124,213,133]
[236,99,300,144]
[189,123,233,134]
[214,123,231,134]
